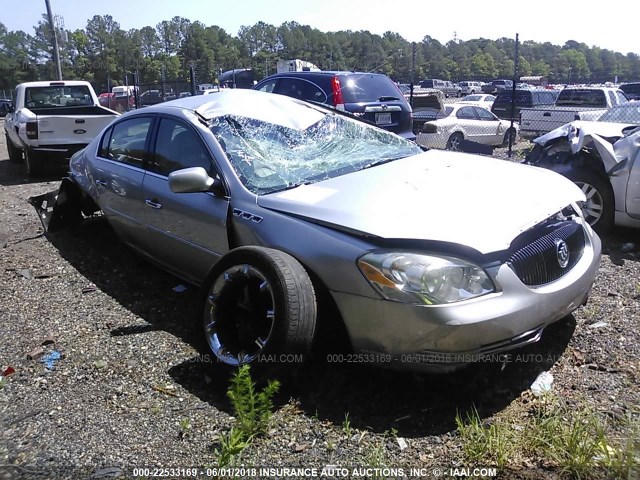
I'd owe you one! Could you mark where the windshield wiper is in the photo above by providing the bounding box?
[378,96,400,101]
[266,180,315,194]
[361,156,405,169]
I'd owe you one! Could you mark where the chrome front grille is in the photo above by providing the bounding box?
[508,222,585,286]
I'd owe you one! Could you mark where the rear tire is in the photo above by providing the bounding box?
[565,169,614,235]
[446,132,464,151]
[25,149,44,178]
[6,134,22,163]
[201,246,317,377]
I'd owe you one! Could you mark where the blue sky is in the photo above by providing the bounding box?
[6,0,639,55]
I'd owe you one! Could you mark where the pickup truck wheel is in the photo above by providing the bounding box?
[566,170,614,235]
[201,246,317,373]
[446,132,464,151]
[5,134,22,163]
[25,149,44,178]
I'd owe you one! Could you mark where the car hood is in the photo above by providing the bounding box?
[533,120,635,147]
[258,151,585,254]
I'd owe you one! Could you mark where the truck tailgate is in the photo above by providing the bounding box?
[520,108,580,138]
[36,114,115,146]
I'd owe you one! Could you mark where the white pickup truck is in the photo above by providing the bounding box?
[519,86,629,139]
[4,80,119,176]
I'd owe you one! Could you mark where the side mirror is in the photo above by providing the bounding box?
[168,167,225,195]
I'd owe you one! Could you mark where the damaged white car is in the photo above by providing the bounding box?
[526,120,640,234]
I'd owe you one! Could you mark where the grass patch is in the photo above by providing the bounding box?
[214,365,280,467]
[456,396,640,478]
[455,406,516,469]
[342,412,353,438]
[363,439,387,480]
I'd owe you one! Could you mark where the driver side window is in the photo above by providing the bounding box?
[149,118,214,177]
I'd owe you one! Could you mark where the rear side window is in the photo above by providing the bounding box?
[340,74,403,103]
[495,91,531,105]
[100,117,152,167]
[255,79,277,93]
[456,106,478,120]
[274,78,327,104]
[557,89,607,108]
[620,83,640,95]
[25,85,93,109]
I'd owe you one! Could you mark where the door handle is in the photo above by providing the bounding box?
[543,112,551,117]
[145,199,162,209]
[95,179,107,187]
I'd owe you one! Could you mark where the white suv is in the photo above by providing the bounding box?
[459,81,483,95]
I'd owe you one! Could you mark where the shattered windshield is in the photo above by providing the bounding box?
[210,113,423,194]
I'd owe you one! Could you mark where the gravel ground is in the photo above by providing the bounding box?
[1,120,639,480]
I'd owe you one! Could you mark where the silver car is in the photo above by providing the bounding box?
[55,89,601,372]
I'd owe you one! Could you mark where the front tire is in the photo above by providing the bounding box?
[202,246,317,372]
[566,170,614,235]
[25,149,44,177]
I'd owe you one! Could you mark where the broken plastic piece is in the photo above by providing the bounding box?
[530,371,554,397]
[41,351,61,370]
[28,178,85,233]
[588,321,608,329]
[172,284,188,293]
[2,366,15,377]
[27,346,45,360]
[18,269,33,280]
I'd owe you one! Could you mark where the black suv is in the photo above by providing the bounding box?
[620,82,640,101]
[253,71,415,140]
[0,99,11,117]
[491,89,559,120]
[481,79,513,95]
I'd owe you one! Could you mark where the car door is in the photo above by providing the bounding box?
[90,115,153,246]
[474,106,505,145]
[141,116,230,284]
[455,106,485,142]
[625,142,640,220]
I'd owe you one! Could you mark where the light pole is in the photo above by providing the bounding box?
[44,0,62,80]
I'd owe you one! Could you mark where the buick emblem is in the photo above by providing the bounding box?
[555,239,569,268]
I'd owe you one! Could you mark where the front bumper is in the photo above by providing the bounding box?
[332,230,601,373]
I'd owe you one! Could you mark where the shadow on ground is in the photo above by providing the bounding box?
[0,157,66,187]
[46,215,575,438]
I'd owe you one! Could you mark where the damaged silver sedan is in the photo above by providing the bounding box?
[33,89,601,372]
[526,119,640,235]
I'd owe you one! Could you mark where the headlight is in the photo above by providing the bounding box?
[357,252,495,305]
